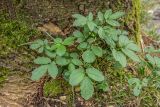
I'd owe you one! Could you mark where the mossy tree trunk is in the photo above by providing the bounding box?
[108,0,141,44]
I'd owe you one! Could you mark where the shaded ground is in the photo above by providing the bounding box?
[0,74,38,107]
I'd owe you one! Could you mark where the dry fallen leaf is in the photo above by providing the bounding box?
[37,26,48,32]
[43,22,63,35]
[37,22,65,36]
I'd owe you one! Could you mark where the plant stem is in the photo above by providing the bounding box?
[18,41,54,47]
[18,42,34,46]
[45,31,54,40]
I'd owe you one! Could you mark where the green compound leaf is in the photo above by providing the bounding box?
[78,42,88,49]
[98,11,104,22]
[31,65,48,81]
[54,38,62,44]
[73,14,87,26]
[109,12,125,19]
[122,48,140,62]
[45,44,51,50]
[133,85,142,96]
[82,50,96,63]
[119,35,130,47]
[70,53,79,58]
[73,30,84,38]
[50,44,57,51]
[104,36,116,48]
[30,43,41,50]
[69,68,85,86]
[35,39,44,45]
[87,38,95,44]
[86,67,104,81]
[128,78,140,85]
[128,78,142,96]
[106,20,120,27]
[48,62,58,79]
[30,39,44,50]
[56,56,69,66]
[34,57,51,65]
[112,49,126,67]
[63,37,75,46]
[56,44,66,56]
[71,59,83,66]
[98,27,105,39]
[87,21,97,31]
[104,9,112,19]
[45,50,56,58]
[38,47,44,53]
[97,81,109,92]
[80,77,94,100]
[68,63,76,71]
[91,45,103,57]
[73,30,85,43]
[88,12,93,21]
[126,43,141,52]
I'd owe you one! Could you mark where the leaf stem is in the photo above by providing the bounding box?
[18,41,54,47]
[18,42,34,46]
[45,31,54,40]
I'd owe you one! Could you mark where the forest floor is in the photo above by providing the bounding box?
[0,0,160,107]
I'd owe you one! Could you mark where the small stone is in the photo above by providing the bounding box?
[59,96,66,101]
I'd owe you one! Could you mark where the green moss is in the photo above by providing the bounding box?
[125,0,141,45]
[44,80,63,97]
[132,0,141,45]
[44,79,72,97]
[0,67,10,87]
[0,13,39,55]
[43,79,73,106]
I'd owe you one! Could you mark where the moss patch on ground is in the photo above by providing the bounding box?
[43,79,71,97]
[0,12,39,56]
[0,67,10,87]
[43,79,73,106]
